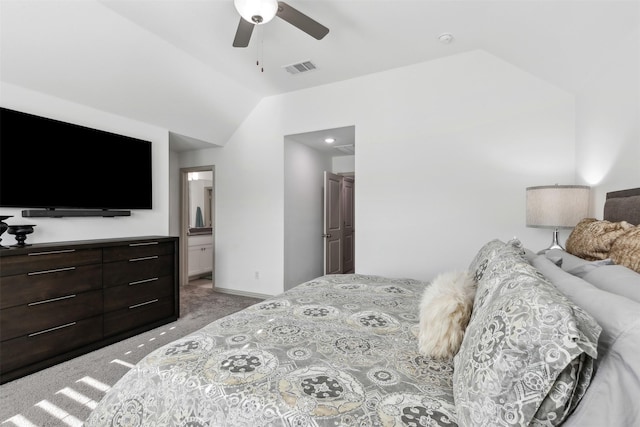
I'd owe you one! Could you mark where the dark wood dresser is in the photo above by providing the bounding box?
[0,236,179,384]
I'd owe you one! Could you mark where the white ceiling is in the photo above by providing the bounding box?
[1,1,638,151]
[98,0,638,96]
[286,125,355,156]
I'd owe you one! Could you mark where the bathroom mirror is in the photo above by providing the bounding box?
[188,171,213,235]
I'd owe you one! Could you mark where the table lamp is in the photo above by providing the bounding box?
[526,184,590,253]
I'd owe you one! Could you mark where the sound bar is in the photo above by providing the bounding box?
[22,209,131,218]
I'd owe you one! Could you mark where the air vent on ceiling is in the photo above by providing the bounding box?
[334,144,355,154]
[283,60,317,75]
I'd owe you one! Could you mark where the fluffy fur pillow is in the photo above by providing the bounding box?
[566,218,633,260]
[610,226,640,273]
[418,270,476,359]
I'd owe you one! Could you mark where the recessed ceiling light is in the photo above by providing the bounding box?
[437,33,454,44]
[324,137,335,144]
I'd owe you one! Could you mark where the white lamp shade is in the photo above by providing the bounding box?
[234,0,278,24]
[526,185,590,228]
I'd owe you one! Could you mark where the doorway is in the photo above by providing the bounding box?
[180,166,215,289]
[283,125,355,290]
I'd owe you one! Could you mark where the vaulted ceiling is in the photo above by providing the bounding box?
[1,1,637,150]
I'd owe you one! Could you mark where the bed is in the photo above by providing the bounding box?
[85,189,640,427]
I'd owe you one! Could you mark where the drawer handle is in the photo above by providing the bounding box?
[29,294,76,306]
[129,299,159,309]
[129,256,159,262]
[28,266,76,276]
[129,277,158,286]
[28,249,76,256]
[129,242,159,247]
[29,322,76,337]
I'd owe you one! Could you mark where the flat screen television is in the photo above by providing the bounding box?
[0,107,152,215]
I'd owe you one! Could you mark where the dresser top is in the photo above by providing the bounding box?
[0,236,178,257]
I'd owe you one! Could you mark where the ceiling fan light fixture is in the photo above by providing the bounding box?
[234,0,278,25]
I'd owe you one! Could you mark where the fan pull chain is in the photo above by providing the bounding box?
[256,26,264,72]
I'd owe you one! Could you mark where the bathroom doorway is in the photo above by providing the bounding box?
[180,165,215,289]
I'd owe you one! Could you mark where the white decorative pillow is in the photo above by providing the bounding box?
[417,270,476,359]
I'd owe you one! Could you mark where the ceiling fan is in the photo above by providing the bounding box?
[232,0,329,48]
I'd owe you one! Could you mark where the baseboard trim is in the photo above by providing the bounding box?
[213,287,270,300]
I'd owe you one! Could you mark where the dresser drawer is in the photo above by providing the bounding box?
[0,290,103,341]
[103,254,174,287]
[0,248,102,277]
[0,264,102,309]
[103,241,174,263]
[104,275,174,312]
[104,296,175,337]
[0,236,177,384]
[0,316,103,375]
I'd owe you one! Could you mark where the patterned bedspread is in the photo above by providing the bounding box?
[85,274,458,426]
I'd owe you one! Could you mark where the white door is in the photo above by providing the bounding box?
[323,172,343,275]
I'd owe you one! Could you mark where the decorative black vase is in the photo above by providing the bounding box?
[7,224,36,247]
[0,215,12,249]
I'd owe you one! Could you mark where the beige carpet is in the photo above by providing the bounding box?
[0,281,262,426]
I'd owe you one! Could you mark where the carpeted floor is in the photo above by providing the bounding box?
[0,280,262,426]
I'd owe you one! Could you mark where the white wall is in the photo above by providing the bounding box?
[179,110,286,296]
[284,140,333,290]
[178,50,577,295]
[333,155,355,174]
[575,26,640,214]
[351,52,576,279]
[168,149,181,237]
[0,83,172,245]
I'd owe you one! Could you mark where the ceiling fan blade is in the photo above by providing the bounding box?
[233,17,254,47]
[276,1,329,40]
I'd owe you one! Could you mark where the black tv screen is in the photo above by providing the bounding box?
[0,107,152,210]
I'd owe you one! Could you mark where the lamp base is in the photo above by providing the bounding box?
[537,228,565,255]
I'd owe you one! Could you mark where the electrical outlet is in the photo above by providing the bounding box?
[254,271,260,280]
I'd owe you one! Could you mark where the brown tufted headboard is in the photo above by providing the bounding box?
[604,188,640,225]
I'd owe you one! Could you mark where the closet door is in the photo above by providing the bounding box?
[323,172,343,275]
[342,177,355,273]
